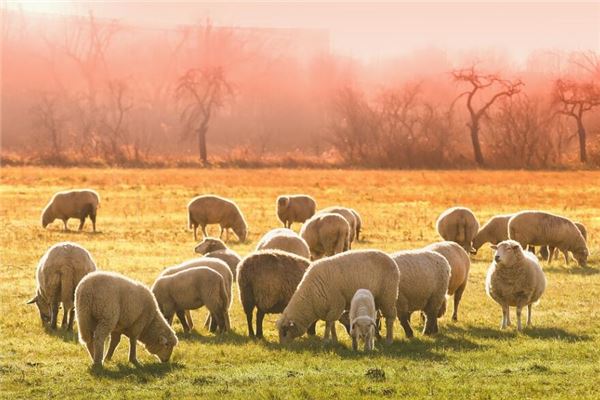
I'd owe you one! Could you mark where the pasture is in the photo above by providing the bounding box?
[1,167,599,399]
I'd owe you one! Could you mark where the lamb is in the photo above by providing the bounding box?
[436,207,480,253]
[152,267,230,333]
[27,242,97,330]
[472,214,513,253]
[300,212,350,260]
[349,289,377,351]
[159,257,233,332]
[485,240,546,331]
[256,228,311,259]
[75,271,178,367]
[508,211,589,267]
[41,189,100,232]
[423,241,470,321]
[317,206,357,245]
[194,237,242,280]
[391,250,451,337]
[276,195,317,228]
[350,208,363,241]
[237,250,316,338]
[540,221,588,263]
[187,195,247,242]
[277,250,399,345]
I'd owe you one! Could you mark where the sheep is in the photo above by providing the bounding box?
[256,228,311,259]
[540,221,588,263]
[508,211,589,267]
[485,240,546,331]
[349,289,377,351]
[436,207,480,253]
[75,271,178,367]
[277,250,399,345]
[350,208,363,241]
[41,189,99,232]
[391,250,451,337]
[423,241,470,321]
[187,195,247,242]
[237,250,317,338]
[159,257,232,333]
[300,212,350,260]
[317,206,357,245]
[193,237,242,280]
[276,195,317,228]
[472,214,513,253]
[152,267,230,333]
[27,242,97,330]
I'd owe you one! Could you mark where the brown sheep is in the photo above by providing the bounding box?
[41,189,100,232]
[187,195,247,242]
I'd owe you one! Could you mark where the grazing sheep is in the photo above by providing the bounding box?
[41,189,100,232]
[159,258,232,333]
[152,267,230,333]
[423,241,470,321]
[75,271,178,367]
[541,221,588,263]
[237,250,316,338]
[27,242,97,330]
[194,237,242,280]
[276,195,317,228]
[277,250,399,345]
[317,206,357,245]
[256,228,311,259]
[300,213,350,260]
[187,195,247,242]
[391,250,451,337]
[508,211,589,267]
[349,289,377,351]
[485,240,546,331]
[472,214,513,252]
[436,207,480,253]
[350,208,363,241]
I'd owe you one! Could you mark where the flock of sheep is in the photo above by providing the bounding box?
[28,189,591,367]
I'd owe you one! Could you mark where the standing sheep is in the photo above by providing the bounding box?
[485,240,546,331]
[41,189,100,232]
[349,289,377,351]
[391,250,451,337]
[152,267,230,333]
[237,250,316,338]
[194,237,242,280]
[300,213,350,260]
[276,195,317,229]
[187,195,247,242]
[256,228,311,259]
[317,206,357,245]
[277,250,399,345]
[75,271,178,367]
[508,211,589,267]
[350,208,363,241]
[472,214,513,253]
[541,221,588,263]
[27,242,97,330]
[436,207,480,253]
[423,241,470,321]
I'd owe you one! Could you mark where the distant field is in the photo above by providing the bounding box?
[1,167,599,399]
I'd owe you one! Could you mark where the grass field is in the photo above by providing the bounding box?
[1,167,599,399]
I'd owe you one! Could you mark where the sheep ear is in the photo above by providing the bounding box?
[511,244,520,250]
[288,321,295,327]
[490,244,498,250]
[26,296,38,305]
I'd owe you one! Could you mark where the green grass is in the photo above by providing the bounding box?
[1,167,599,399]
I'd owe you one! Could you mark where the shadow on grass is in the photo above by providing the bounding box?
[90,361,184,380]
[43,325,79,343]
[178,329,255,346]
[448,324,591,342]
[542,265,598,275]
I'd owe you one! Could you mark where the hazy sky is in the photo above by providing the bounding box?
[5,1,600,61]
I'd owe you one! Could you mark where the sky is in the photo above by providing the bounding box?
[4,1,600,62]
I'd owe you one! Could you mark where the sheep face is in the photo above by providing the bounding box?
[277,196,290,211]
[26,293,51,324]
[233,223,247,243]
[277,317,304,344]
[491,240,523,267]
[145,333,177,363]
[194,238,225,254]
[572,247,589,267]
[350,316,376,344]
[41,207,54,228]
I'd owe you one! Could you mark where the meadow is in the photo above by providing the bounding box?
[0,167,599,399]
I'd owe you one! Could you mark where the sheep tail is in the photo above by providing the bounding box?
[457,222,466,244]
[219,279,231,331]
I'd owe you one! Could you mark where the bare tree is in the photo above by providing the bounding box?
[452,66,523,166]
[99,80,133,162]
[176,67,233,163]
[31,93,65,158]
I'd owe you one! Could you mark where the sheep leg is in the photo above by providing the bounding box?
[516,306,523,331]
[176,309,190,332]
[201,225,208,239]
[193,225,198,241]
[209,313,219,333]
[185,310,194,330]
[254,309,265,339]
[323,320,331,341]
[61,308,69,329]
[128,336,140,366]
[92,323,112,367]
[90,211,97,232]
[453,282,467,321]
[307,321,317,336]
[399,312,413,338]
[245,308,255,337]
[501,305,509,329]
[423,312,438,335]
[561,249,569,265]
[78,217,85,231]
[351,334,358,351]
[67,308,75,331]
[105,332,121,361]
[225,228,230,242]
[527,304,533,327]
[62,219,69,231]
[219,227,225,240]
[50,300,59,330]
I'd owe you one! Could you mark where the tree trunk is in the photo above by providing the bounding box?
[198,126,208,164]
[576,117,587,163]
[469,120,485,166]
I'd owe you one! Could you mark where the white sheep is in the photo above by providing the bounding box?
[41,189,100,232]
[300,212,350,260]
[436,207,480,253]
[391,250,451,337]
[541,221,588,263]
[276,195,317,228]
[256,228,311,259]
[485,240,546,331]
[187,195,247,242]
[277,250,399,345]
[472,214,513,253]
[193,237,242,280]
[350,208,363,241]
[75,271,178,367]
[349,289,377,351]
[27,242,97,330]
[317,206,357,245]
